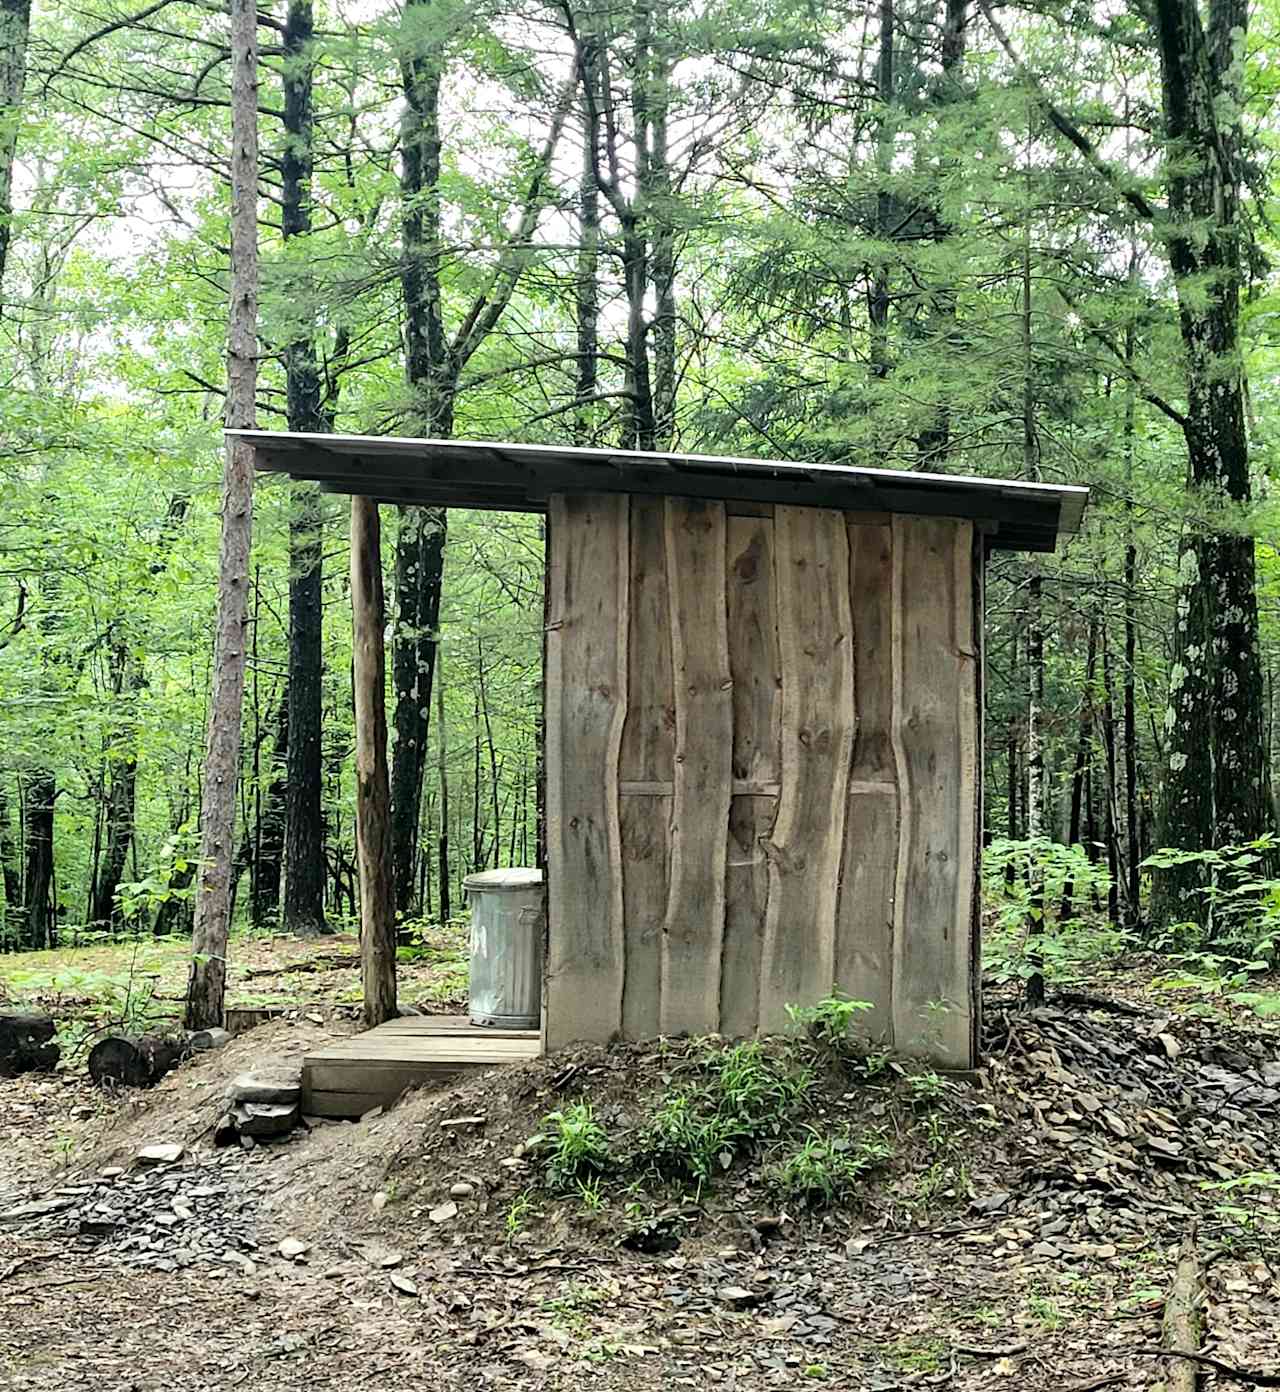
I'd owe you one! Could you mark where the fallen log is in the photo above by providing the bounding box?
[0,1012,60,1076]
[87,1033,188,1088]
[1159,1228,1203,1392]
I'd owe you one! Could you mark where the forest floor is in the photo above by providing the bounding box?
[2,945,1279,1391]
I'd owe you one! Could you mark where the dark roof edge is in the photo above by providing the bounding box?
[227,429,1089,548]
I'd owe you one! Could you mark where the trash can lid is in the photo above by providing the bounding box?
[462,867,544,892]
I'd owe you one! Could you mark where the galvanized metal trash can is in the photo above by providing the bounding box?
[464,868,545,1029]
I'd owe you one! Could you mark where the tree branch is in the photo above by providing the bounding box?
[974,0,1160,222]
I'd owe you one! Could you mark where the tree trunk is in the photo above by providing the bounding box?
[574,30,601,444]
[252,693,288,924]
[1123,308,1142,930]
[390,505,445,917]
[281,0,329,938]
[351,496,396,1026]
[0,0,31,306]
[1059,615,1097,922]
[1153,0,1271,925]
[187,0,259,1030]
[1100,637,1121,925]
[868,0,894,381]
[0,781,20,944]
[21,773,53,949]
[435,647,451,922]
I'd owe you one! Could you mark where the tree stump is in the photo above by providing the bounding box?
[87,1034,188,1088]
[0,1012,59,1075]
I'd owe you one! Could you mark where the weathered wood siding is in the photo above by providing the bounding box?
[544,496,982,1065]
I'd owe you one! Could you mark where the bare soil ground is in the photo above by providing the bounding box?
[2,952,1279,1391]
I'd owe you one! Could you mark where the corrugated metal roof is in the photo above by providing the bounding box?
[229,430,1088,553]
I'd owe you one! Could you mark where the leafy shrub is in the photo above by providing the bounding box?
[542,1102,610,1190]
[766,1127,894,1208]
[1143,836,1280,964]
[983,837,1127,987]
[786,992,874,1049]
[640,1041,812,1189]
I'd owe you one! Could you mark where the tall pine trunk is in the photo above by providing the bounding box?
[280,0,329,936]
[186,0,259,1029]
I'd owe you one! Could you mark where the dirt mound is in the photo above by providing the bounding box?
[247,993,1280,1270]
[73,1015,352,1170]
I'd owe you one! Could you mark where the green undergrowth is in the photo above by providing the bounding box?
[503,998,972,1238]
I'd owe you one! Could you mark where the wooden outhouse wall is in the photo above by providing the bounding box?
[543,493,983,1067]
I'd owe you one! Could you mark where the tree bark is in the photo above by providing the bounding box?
[1153,0,1272,924]
[0,0,31,308]
[252,693,288,923]
[1059,614,1097,923]
[435,645,450,921]
[281,0,329,937]
[21,773,54,949]
[0,781,20,942]
[351,496,397,1026]
[187,0,259,1030]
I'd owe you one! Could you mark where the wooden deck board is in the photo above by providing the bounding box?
[301,1015,542,1118]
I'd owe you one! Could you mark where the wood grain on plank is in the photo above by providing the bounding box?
[618,497,675,1038]
[660,497,733,1036]
[889,517,977,1066]
[544,494,629,1047]
[835,521,897,1040]
[722,513,781,1036]
[759,506,856,1032]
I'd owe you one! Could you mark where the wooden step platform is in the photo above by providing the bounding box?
[301,1015,542,1119]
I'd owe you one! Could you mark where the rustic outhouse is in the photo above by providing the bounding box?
[234,431,1086,1085]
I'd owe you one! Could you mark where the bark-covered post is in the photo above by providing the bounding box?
[186,0,258,1030]
[351,497,397,1026]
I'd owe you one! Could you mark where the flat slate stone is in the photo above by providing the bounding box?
[226,1064,302,1105]
[231,1101,300,1138]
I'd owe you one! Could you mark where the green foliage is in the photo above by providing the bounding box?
[640,1041,812,1188]
[983,838,1128,987]
[786,992,875,1049]
[765,1127,894,1208]
[542,1103,611,1191]
[1143,836,1280,963]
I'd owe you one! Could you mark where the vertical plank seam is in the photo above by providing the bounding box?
[607,496,630,1039]
[827,517,856,998]
[888,517,909,1051]
[754,512,782,1034]
[760,508,792,1028]
[953,522,979,1064]
[970,527,986,1063]
[542,496,566,1050]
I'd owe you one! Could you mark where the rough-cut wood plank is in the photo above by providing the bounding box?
[661,497,733,1035]
[350,496,397,1027]
[835,521,897,1041]
[759,507,856,1032]
[723,796,772,1036]
[621,779,781,797]
[618,497,674,1038]
[374,1015,537,1037]
[890,517,977,1066]
[544,495,629,1048]
[968,526,986,1061]
[722,513,781,1037]
[727,515,781,783]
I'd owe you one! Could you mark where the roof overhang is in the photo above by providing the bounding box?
[229,430,1088,554]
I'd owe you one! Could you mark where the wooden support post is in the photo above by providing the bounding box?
[351,495,397,1027]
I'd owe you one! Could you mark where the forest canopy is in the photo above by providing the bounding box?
[0,0,1276,974]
